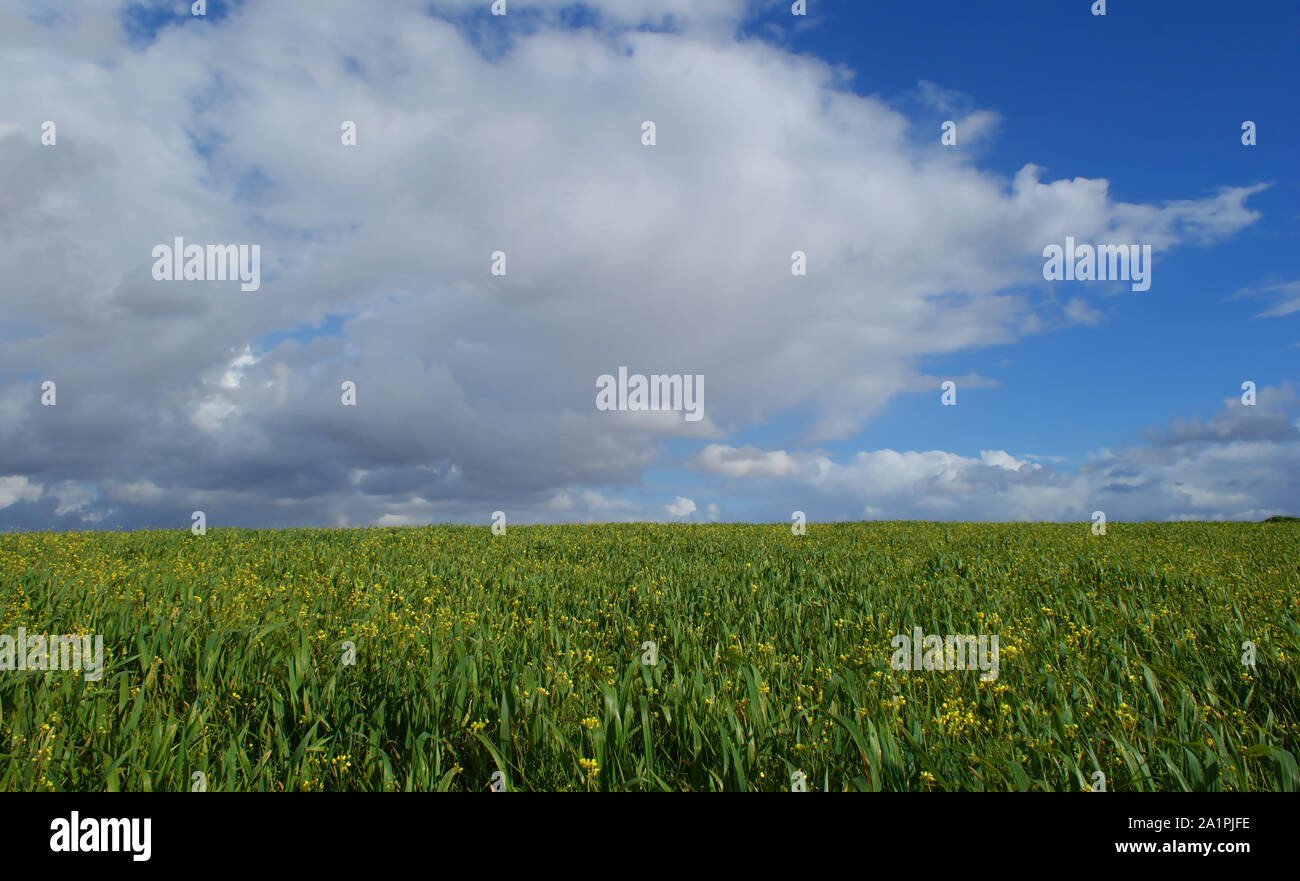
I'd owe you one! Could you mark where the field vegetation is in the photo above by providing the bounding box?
[0,522,1295,791]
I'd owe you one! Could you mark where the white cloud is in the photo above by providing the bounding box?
[102,479,166,504]
[1064,297,1103,326]
[687,386,1299,522]
[0,1,1274,528]
[220,347,258,389]
[374,513,423,527]
[1255,281,1300,318]
[50,481,94,516]
[0,476,42,510]
[693,444,808,479]
[979,450,1039,471]
[665,496,696,518]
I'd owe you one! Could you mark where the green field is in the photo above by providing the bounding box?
[0,522,1296,791]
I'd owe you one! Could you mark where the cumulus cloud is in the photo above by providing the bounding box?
[0,0,1274,528]
[690,386,1299,522]
[692,444,807,479]
[665,496,696,518]
[0,476,42,510]
[1140,383,1298,446]
[50,480,95,516]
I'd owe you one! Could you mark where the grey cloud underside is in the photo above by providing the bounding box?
[0,0,1283,527]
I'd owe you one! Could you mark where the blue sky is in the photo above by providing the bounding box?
[751,0,1299,458]
[0,0,1296,528]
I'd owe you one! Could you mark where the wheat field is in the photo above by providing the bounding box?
[0,521,1295,791]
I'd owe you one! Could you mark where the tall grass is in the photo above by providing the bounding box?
[0,522,1295,791]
